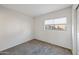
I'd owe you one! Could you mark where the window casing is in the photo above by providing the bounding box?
[44,17,67,31]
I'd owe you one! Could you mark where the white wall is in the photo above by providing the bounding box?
[0,5,72,51]
[0,6,34,51]
[34,7,72,49]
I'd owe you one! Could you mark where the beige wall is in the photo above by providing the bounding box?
[0,6,34,51]
[34,7,72,49]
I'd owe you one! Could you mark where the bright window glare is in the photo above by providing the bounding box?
[45,19,54,25]
[54,17,67,24]
[45,17,67,25]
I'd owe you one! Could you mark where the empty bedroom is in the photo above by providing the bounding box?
[0,4,77,55]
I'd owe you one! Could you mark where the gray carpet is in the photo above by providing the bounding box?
[1,39,72,55]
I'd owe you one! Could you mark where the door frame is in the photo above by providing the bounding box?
[72,4,78,55]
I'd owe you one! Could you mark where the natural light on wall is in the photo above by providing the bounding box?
[44,17,67,31]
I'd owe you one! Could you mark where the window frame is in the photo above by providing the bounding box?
[44,17,67,31]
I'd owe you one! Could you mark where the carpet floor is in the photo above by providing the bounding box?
[1,39,72,55]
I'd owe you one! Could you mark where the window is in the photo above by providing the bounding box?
[44,17,67,31]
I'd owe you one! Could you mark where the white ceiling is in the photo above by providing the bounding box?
[2,4,72,17]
